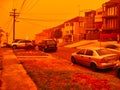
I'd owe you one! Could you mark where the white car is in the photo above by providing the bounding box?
[11,39,34,49]
[71,47,119,71]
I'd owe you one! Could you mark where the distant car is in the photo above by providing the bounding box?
[11,39,34,49]
[1,43,11,48]
[105,44,120,59]
[71,47,119,71]
[116,65,120,78]
[37,39,57,52]
[12,39,23,43]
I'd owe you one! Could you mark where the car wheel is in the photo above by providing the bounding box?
[71,57,76,64]
[90,63,98,72]
[26,45,33,50]
[116,68,120,78]
[39,47,45,52]
[12,45,17,49]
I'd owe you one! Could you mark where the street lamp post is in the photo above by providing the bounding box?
[99,28,102,49]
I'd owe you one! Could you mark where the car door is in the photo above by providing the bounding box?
[84,49,94,66]
[18,40,26,48]
[75,49,86,64]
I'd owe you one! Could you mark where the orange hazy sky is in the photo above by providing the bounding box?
[0,0,109,42]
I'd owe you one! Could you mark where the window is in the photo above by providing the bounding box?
[85,50,93,56]
[79,22,84,27]
[70,23,73,26]
[96,49,113,56]
[70,30,73,34]
[77,49,85,55]
[66,23,69,26]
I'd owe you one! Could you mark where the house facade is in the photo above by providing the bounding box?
[84,10,100,40]
[95,8,103,30]
[35,28,53,44]
[102,0,120,41]
[35,0,120,43]
[62,16,85,42]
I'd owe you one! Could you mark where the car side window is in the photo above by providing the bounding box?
[19,40,24,43]
[85,50,93,56]
[77,49,85,55]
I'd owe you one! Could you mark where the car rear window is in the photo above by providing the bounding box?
[96,49,113,56]
[46,40,56,44]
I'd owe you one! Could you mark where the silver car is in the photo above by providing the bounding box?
[11,39,34,49]
[71,47,119,71]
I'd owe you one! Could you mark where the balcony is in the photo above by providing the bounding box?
[102,13,118,18]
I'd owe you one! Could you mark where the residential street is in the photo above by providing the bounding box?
[1,0,120,89]
[1,40,120,90]
[10,40,120,89]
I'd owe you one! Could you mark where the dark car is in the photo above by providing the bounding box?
[1,43,11,48]
[105,44,120,59]
[105,44,118,49]
[116,66,120,78]
[38,39,57,52]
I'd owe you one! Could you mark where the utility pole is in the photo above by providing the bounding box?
[10,9,19,41]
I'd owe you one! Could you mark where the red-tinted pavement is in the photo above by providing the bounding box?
[0,48,37,90]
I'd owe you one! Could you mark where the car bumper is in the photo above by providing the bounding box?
[98,61,120,69]
[45,47,57,51]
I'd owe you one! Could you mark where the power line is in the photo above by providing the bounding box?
[25,0,39,13]
[20,19,49,28]
[19,0,27,13]
[20,0,39,15]
[18,17,66,22]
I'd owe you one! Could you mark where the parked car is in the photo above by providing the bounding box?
[1,43,11,48]
[37,39,57,52]
[105,44,120,59]
[71,47,119,71]
[105,44,118,49]
[116,65,120,78]
[11,39,34,49]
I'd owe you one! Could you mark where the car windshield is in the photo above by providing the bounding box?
[12,39,22,43]
[106,44,120,50]
[96,49,113,56]
[46,40,56,44]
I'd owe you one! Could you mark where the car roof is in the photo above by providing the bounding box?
[42,39,55,41]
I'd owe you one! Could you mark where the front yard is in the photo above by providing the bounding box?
[19,57,120,90]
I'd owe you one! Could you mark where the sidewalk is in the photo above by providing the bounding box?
[64,40,119,48]
[0,48,37,90]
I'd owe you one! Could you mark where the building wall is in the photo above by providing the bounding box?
[84,10,99,40]
[35,29,52,44]
[102,1,120,41]
[110,0,120,2]
[62,17,85,42]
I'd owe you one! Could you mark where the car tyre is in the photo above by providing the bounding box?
[12,45,17,49]
[116,68,120,78]
[71,57,76,64]
[90,63,98,72]
[39,47,45,52]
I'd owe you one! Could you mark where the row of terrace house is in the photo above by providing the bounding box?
[35,0,120,43]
